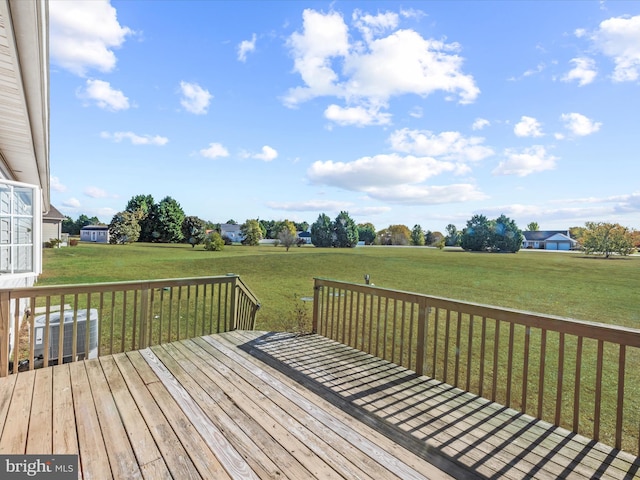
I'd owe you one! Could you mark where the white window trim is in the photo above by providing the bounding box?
[0,178,42,277]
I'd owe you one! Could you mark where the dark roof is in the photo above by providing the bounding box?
[523,230,571,241]
[81,225,109,231]
[43,204,65,221]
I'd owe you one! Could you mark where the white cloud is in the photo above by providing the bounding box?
[84,187,108,198]
[49,0,133,76]
[179,81,213,114]
[409,106,423,118]
[561,112,602,136]
[51,176,67,192]
[561,57,597,86]
[100,131,168,145]
[472,118,490,131]
[77,79,129,111]
[324,104,392,126]
[365,183,487,205]
[308,153,456,191]
[253,146,278,162]
[593,15,640,82]
[267,200,354,211]
[238,34,257,62]
[493,145,558,177]
[200,143,229,159]
[63,197,81,208]
[353,10,399,43]
[514,116,543,137]
[388,129,494,162]
[284,9,479,123]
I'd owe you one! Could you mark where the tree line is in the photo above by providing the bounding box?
[62,194,638,257]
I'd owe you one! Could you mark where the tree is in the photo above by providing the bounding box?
[445,224,460,246]
[204,231,224,251]
[460,214,492,252]
[582,222,635,258]
[240,219,263,246]
[226,219,238,225]
[333,211,358,248]
[357,223,376,245]
[151,196,185,243]
[527,222,539,231]
[278,229,297,251]
[491,214,523,253]
[272,219,296,239]
[62,216,78,235]
[126,194,155,242]
[377,224,411,245]
[424,230,434,246]
[108,211,140,244]
[294,221,309,233]
[311,213,333,247]
[181,216,207,248]
[461,214,522,252]
[569,226,586,244]
[430,231,444,246]
[410,225,425,246]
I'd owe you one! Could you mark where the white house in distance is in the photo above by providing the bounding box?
[0,0,49,290]
[220,223,244,243]
[522,230,577,251]
[80,225,110,243]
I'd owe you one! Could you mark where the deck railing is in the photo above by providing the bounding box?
[0,275,259,377]
[312,277,640,455]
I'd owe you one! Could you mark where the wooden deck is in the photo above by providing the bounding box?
[0,331,638,479]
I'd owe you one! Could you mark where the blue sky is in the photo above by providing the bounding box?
[49,1,640,233]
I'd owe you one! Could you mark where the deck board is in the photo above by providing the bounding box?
[112,352,202,480]
[0,330,638,479]
[233,331,640,480]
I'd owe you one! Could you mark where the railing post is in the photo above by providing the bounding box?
[229,275,238,330]
[139,286,149,348]
[0,291,9,377]
[312,280,320,334]
[415,298,428,376]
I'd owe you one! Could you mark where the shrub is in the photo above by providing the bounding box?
[204,232,224,251]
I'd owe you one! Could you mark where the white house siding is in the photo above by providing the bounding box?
[42,221,60,243]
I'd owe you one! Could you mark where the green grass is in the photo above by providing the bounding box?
[41,242,640,331]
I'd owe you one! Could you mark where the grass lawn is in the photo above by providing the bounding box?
[40,242,640,331]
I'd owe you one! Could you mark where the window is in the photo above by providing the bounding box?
[0,181,40,275]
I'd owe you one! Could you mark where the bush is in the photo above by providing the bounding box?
[44,238,62,248]
[204,232,224,251]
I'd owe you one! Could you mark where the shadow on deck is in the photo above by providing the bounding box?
[237,331,640,480]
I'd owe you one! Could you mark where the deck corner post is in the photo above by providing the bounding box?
[0,291,10,377]
[230,275,238,330]
[415,299,428,376]
[312,279,321,334]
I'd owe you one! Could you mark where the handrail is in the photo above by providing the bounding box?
[0,275,260,377]
[313,277,640,455]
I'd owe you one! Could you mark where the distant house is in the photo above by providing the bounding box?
[220,223,244,243]
[522,230,577,251]
[42,205,65,245]
[80,225,110,243]
[297,231,312,244]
